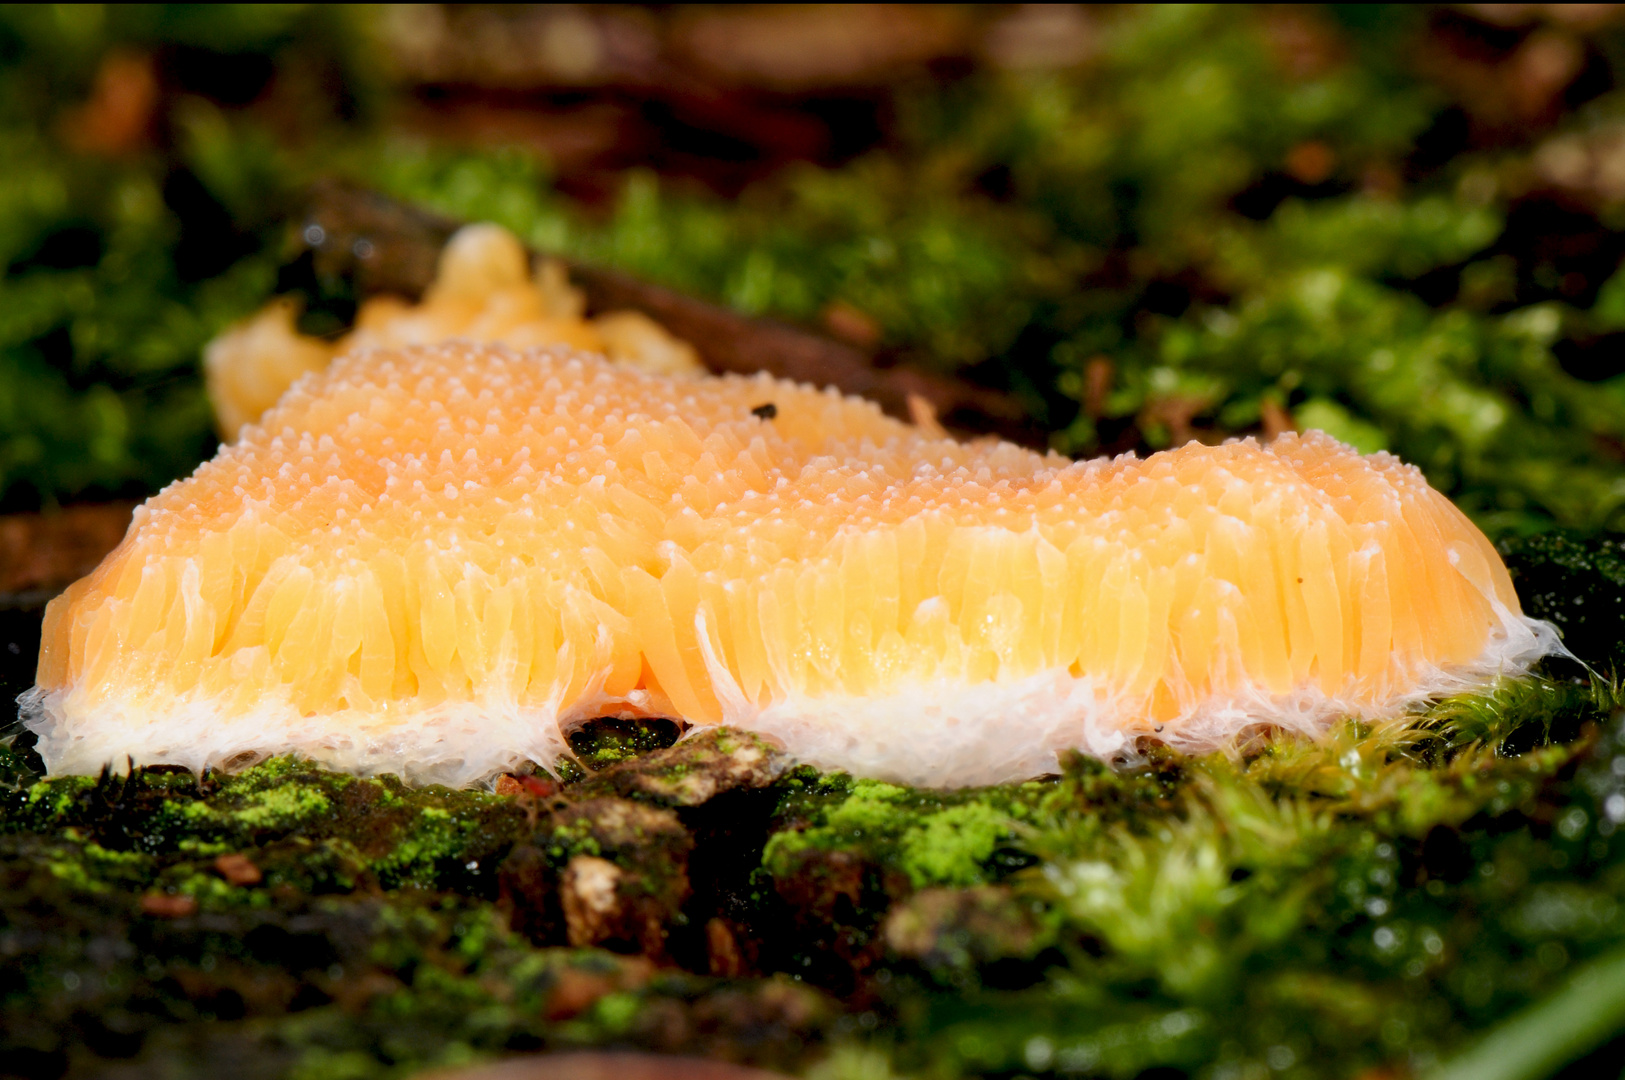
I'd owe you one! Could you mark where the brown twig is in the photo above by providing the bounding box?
[299,181,1038,444]
[0,502,136,603]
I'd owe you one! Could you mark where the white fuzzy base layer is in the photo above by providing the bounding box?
[20,611,1565,789]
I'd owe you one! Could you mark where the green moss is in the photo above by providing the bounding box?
[0,754,536,904]
[539,811,603,862]
[764,774,1040,903]
[370,803,510,890]
[23,774,93,815]
[817,780,907,839]
[42,846,109,893]
[227,784,333,829]
[898,805,1015,889]
[3,675,1625,1078]
[593,991,642,1033]
[865,680,1625,1076]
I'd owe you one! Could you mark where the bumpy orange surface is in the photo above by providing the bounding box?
[29,343,1551,785]
[204,223,701,440]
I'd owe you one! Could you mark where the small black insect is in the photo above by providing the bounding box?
[751,402,778,419]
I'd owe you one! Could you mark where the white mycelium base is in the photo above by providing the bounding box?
[20,601,1563,789]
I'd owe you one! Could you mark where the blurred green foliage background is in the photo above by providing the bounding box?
[3,4,1625,536]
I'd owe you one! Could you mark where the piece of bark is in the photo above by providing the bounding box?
[213,853,263,886]
[497,841,566,944]
[299,182,1037,443]
[883,884,1050,968]
[531,797,695,958]
[0,502,136,603]
[139,893,198,919]
[538,959,656,1022]
[705,916,756,978]
[494,773,561,799]
[575,727,787,807]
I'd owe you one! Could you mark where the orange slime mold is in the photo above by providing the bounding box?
[28,343,1556,785]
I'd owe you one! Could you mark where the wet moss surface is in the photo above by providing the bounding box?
[3,537,1625,1080]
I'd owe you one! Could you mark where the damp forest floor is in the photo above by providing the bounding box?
[1,536,1624,1080]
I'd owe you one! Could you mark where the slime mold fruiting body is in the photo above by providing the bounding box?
[205,223,701,440]
[29,344,1556,786]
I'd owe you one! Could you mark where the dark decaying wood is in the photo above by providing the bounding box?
[0,502,137,712]
[0,502,136,604]
[300,181,1037,443]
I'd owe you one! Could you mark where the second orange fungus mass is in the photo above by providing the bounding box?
[26,343,1557,786]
